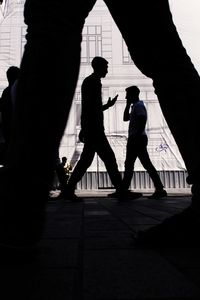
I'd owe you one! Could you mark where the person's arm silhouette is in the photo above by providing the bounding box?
[102,94,118,111]
[123,99,132,122]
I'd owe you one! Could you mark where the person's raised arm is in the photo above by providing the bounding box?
[102,94,118,111]
[123,100,131,121]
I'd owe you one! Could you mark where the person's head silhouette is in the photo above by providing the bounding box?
[125,85,140,104]
[91,56,108,78]
[61,156,67,165]
[6,66,19,86]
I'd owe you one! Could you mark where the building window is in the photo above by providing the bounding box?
[75,91,81,127]
[81,26,102,64]
[0,26,10,63]
[122,39,133,64]
[21,26,27,58]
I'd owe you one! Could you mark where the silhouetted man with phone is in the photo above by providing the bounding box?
[63,56,122,201]
[122,85,167,199]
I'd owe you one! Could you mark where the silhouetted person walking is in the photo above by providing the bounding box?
[122,86,167,199]
[63,56,122,201]
[54,156,72,193]
[60,156,72,183]
[1,0,200,252]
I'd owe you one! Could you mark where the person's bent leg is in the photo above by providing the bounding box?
[6,0,96,181]
[102,0,200,245]
[0,0,97,248]
[122,137,137,191]
[138,136,163,190]
[67,143,95,193]
[105,0,200,202]
[96,133,122,189]
[138,137,167,199]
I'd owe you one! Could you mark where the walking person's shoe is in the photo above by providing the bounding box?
[108,189,142,201]
[147,189,167,199]
[58,186,83,202]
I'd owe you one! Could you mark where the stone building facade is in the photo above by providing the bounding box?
[0,0,188,190]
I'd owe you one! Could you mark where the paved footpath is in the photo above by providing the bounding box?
[2,191,200,300]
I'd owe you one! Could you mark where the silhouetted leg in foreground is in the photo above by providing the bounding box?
[0,0,96,251]
[1,0,200,251]
[102,1,200,246]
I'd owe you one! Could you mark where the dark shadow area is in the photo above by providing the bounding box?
[1,194,200,299]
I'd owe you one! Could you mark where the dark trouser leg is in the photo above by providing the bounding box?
[138,136,164,190]
[5,0,97,186]
[67,143,95,191]
[0,0,97,244]
[96,133,122,189]
[122,137,138,191]
[105,0,200,189]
